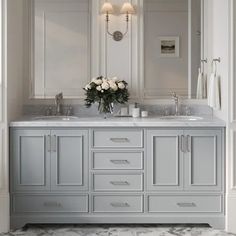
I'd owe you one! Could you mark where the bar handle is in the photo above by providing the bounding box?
[43,201,62,208]
[51,135,57,152]
[110,160,129,164]
[110,202,130,208]
[110,181,130,186]
[177,202,196,208]
[180,135,185,152]
[110,138,129,143]
[187,135,191,153]
[46,135,51,152]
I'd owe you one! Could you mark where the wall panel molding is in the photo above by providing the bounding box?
[99,0,139,99]
[30,0,92,99]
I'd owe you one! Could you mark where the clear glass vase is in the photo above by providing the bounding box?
[98,99,114,119]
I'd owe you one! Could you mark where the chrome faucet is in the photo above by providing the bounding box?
[172,92,180,116]
[55,92,63,115]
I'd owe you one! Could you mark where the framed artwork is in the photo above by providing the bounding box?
[159,36,180,58]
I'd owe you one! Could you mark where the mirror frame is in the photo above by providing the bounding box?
[139,0,208,102]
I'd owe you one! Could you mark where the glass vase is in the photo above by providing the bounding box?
[98,99,114,119]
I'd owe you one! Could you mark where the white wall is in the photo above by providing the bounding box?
[226,0,236,233]
[0,0,9,232]
[208,0,236,234]
[7,0,24,120]
[0,0,23,232]
[208,0,229,121]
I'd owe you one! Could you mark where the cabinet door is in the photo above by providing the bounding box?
[11,129,51,192]
[184,129,223,191]
[50,129,88,191]
[147,129,184,191]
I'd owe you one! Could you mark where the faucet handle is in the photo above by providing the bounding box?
[45,106,53,116]
[55,92,63,100]
[171,92,177,98]
[66,106,73,116]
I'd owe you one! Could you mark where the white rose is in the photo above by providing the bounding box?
[101,82,110,90]
[102,78,108,83]
[118,82,125,89]
[92,78,103,85]
[112,77,119,82]
[84,84,91,90]
[96,85,102,91]
[94,79,102,85]
[109,81,118,91]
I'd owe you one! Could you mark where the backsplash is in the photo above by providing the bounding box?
[23,104,213,117]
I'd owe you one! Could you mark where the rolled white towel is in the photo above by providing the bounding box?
[208,72,221,110]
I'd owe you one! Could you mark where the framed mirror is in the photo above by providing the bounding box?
[30,0,92,99]
[142,0,207,100]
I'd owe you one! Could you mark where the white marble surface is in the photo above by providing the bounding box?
[9,116,225,128]
[1,224,235,236]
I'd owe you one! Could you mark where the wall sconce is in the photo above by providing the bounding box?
[101,2,135,41]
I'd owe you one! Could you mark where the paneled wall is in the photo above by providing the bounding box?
[99,0,139,99]
[227,0,236,233]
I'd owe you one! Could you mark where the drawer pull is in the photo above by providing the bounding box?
[110,160,130,164]
[110,138,129,143]
[187,135,191,153]
[177,202,196,208]
[46,135,51,152]
[43,202,62,208]
[51,135,57,152]
[110,181,130,186]
[110,202,130,208]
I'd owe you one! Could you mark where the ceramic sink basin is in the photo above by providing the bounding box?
[159,115,203,121]
[32,116,79,121]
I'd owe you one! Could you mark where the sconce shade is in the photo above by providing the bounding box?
[101,2,114,14]
[120,2,135,14]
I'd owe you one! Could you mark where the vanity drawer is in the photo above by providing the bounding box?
[12,195,88,213]
[92,151,143,170]
[93,173,143,191]
[93,130,143,148]
[148,195,222,213]
[93,195,143,213]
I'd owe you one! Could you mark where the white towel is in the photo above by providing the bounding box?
[196,68,207,99]
[203,74,207,99]
[196,68,204,99]
[208,72,221,110]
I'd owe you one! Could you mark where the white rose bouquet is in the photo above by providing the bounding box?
[84,76,129,115]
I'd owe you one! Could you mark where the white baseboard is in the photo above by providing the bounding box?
[0,192,10,233]
[226,194,236,234]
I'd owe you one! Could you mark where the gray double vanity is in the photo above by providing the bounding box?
[8,0,226,230]
[9,115,225,229]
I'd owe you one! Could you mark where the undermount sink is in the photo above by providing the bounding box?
[159,115,203,121]
[32,116,79,121]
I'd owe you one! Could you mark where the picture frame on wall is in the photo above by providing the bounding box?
[159,36,180,58]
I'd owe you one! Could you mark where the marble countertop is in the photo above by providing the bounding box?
[9,115,226,128]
